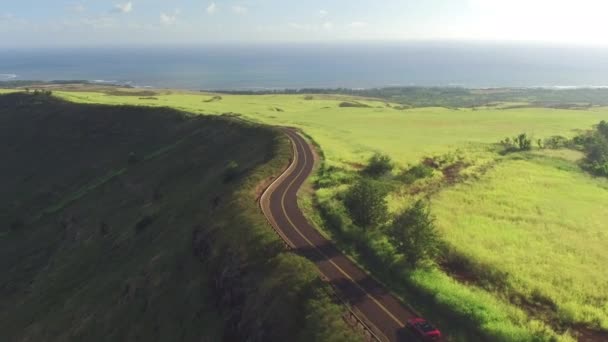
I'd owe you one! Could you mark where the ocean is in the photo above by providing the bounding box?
[2,42,608,90]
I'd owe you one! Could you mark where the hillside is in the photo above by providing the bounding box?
[0,93,357,342]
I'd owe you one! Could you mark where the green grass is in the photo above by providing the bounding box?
[52,87,608,340]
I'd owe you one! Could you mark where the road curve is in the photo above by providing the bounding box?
[260,128,420,342]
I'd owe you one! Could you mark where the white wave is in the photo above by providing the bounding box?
[91,79,118,84]
[0,74,18,80]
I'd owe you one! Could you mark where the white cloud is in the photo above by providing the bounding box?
[207,2,217,15]
[160,9,180,26]
[348,21,369,29]
[464,0,608,44]
[322,21,333,30]
[0,13,15,21]
[67,3,86,13]
[319,9,328,17]
[82,16,117,29]
[232,5,248,14]
[112,2,133,14]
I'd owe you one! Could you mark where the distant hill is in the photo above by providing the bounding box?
[0,93,357,342]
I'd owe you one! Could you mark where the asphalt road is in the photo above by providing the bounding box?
[260,129,421,342]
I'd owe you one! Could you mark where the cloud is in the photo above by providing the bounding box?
[112,2,133,14]
[160,9,180,26]
[348,21,369,29]
[207,2,217,15]
[322,21,333,30]
[81,16,117,29]
[67,3,86,13]
[232,5,248,14]
[0,13,15,21]
[319,9,328,17]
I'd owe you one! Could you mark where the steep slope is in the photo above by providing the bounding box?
[0,93,358,342]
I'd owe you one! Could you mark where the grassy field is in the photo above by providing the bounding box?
[48,88,608,340]
[56,90,608,166]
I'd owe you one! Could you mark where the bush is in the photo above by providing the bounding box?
[500,133,532,153]
[399,164,434,184]
[579,121,608,177]
[363,153,393,177]
[343,178,388,229]
[388,200,440,268]
[223,160,240,183]
[338,101,371,108]
[543,135,570,149]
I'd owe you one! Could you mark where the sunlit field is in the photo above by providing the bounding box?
[54,88,608,340]
[57,90,608,165]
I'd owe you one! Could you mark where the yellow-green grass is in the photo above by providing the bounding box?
[54,88,608,338]
[0,89,18,94]
[56,90,608,167]
[433,152,608,330]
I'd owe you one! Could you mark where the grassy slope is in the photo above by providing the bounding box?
[52,88,608,340]
[433,152,608,329]
[0,93,358,342]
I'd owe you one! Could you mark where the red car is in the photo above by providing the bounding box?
[407,317,441,341]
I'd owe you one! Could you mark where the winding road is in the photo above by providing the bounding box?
[260,129,422,342]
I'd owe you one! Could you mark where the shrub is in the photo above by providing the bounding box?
[223,160,240,183]
[399,164,434,184]
[579,121,608,177]
[343,178,388,229]
[388,200,440,268]
[500,133,532,153]
[543,135,570,149]
[363,153,393,177]
[515,133,532,151]
[338,101,371,108]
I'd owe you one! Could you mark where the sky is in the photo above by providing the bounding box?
[1,0,608,47]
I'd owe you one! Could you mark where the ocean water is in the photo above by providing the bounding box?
[2,43,608,90]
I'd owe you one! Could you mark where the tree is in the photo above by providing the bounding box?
[598,120,608,139]
[578,121,608,177]
[544,135,569,149]
[499,133,532,153]
[515,133,532,151]
[363,153,393,177]
[388,200,440,268]
[343,178,388,229]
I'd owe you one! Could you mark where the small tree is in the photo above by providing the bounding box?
[388,201,440,268]
[344,178,388,229]
[537,138,544,149]
[515,133,532,151]
[500,133,532,153]
[363,153,393,177]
